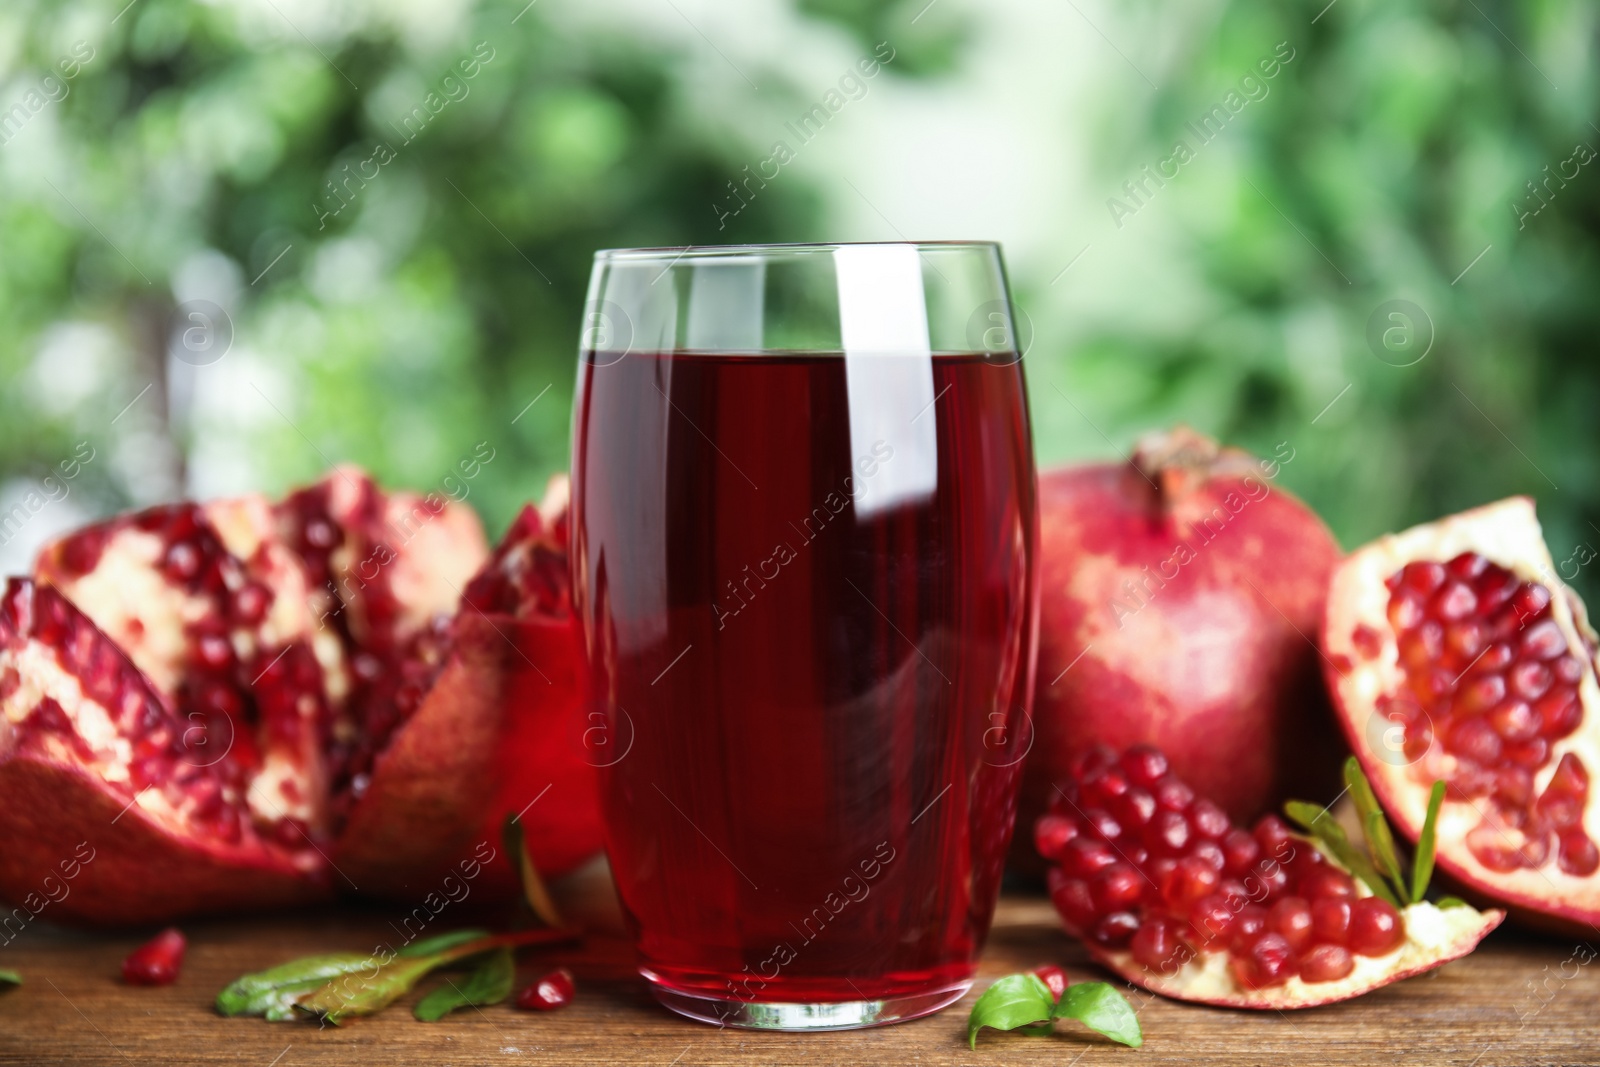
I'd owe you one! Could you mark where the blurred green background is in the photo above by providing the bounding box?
[1,0,1596,602]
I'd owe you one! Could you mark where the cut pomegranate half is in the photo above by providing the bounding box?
[1039,745,1502,1008]
[1323,497,1600,931]
[0,466,596,925]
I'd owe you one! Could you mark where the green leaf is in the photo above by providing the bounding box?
[216,953,381,1021]
[1052,981,1143,1048]
[0,969,19,988]
[221,928,578,1024]
[397,929,492,958]
[1346,758,1410,900]
[1412,781,1447,904]
[297,956,442,1025]
[502,814,568,930]
[414,947,514,1021]
[1436,895,1470,909]
[966,973,1055,1049]
[1365,810,1408,903]
[1283,800,1400,907]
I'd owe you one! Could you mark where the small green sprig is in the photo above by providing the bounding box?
[0,970,19,989]
[966,973,1141,1050]
[1285,757,1462,908]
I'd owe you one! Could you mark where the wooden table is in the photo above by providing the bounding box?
[1,859,1591,1066]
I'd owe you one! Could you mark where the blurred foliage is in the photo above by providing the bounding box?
[0,0,1596,606]
[1052,0,1599,602]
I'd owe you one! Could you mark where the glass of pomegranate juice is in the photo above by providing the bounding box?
[569,242,1039,1030]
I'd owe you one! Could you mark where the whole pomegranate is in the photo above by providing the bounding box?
[1018,427,1343,869]
[0,468,601,925]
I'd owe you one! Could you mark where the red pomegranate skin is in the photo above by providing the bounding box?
[1017,429,1343,869]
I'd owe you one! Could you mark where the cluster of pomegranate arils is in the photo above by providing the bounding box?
[1362,552,1597,877]
[1039,745,1406,990]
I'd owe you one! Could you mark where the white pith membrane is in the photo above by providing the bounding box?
[1090,842,1504,1009]
[1324,497,1600,925]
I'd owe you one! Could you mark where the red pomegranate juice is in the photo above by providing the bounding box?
[571,350,1038,1006]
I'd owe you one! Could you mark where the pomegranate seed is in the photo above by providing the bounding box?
[1032,964,1068,1000]
[1230,932,1297,990]
[1230,905,1269,951]
[122,928,186,985]
[1252,815,1293,860]
[1447,552,1489,580]
[1091,863,1145,913]
[1400,561,1447,595]
[1187,799,1229,840]
[1432,581,1478,621]
[1120,745,1168,786]
[1508,661,1552,701]
[1310,898,1351,945]
[1189,840,1226,872]
[1558,832,1600,877]
[1080,807,1123,841]
[1536,691,1583,739]
[1456,674,1506,714]
[1446,717,1503,764]
[1389,594,1425,631]
[1347,898,1405,957]
[1130,918,1186,974]
[1267,896,1314,953]
[1152,776,1194,812]
[1488,699,1539,742]
[1297,866,1356,901]
[1552,654,1585,685]
[1186,893,1236,948]
[1476,642,1515,672]
[1399,625,1443,668]
[1110,788,1157,830]
[1061,837,1118,878]
[1505,738,1549,767]
[1051,876,1097,934]
[1512,583,1552,621]
[1089,912,1139,948]
[1535,788,1584,830]
[1519,620,1567,661]
[1467,823,1528,871]
[1301,944,1355,984]
[515,967,575,1010]
[1221,829,1261,875]
[164,542,202,581]
[230,583,271,624]
[1443,620,1484,661]
[1352,624,1384,658]
[1547,752,1589,795]
[1149,810,1191,855]
[1492,766,1535,808]
[1082,768,1130,807]
[1035,813,1080,860]
[1160,856,1219,911]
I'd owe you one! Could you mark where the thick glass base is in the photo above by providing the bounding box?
[644,973,972,1031]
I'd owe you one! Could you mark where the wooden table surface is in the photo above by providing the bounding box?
[1,858,1592,1066]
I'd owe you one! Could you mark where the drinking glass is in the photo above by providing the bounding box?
[569,242,1039,1030]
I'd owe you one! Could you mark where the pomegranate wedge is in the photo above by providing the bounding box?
[1323,497,1600,933]
[1038,745,1502,1008]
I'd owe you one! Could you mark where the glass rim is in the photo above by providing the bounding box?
[593,240,1001,262]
